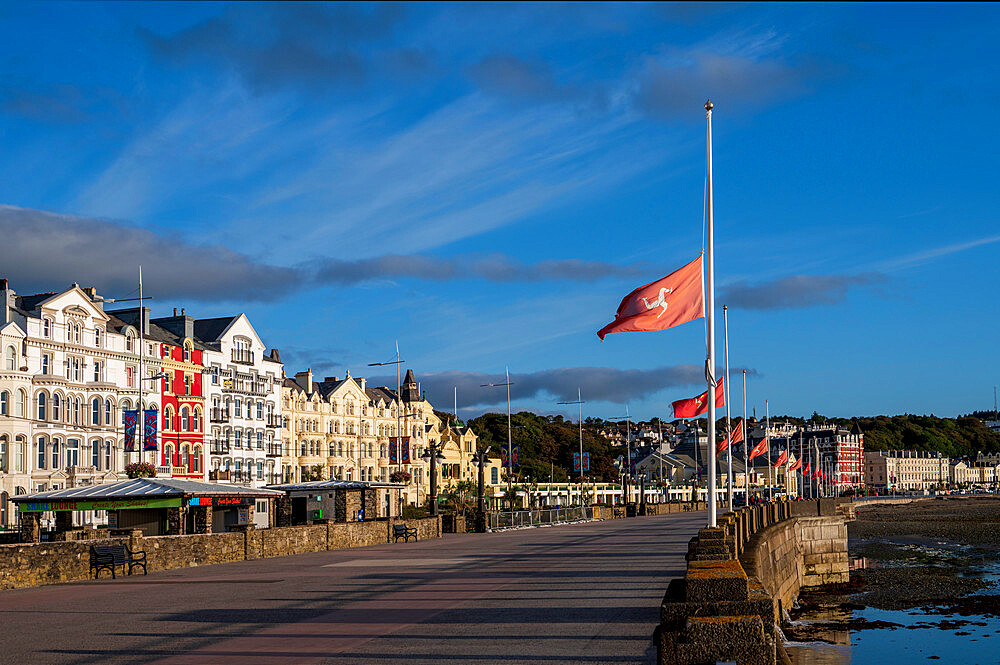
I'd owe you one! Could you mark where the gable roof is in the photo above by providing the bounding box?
[193,316,239,343]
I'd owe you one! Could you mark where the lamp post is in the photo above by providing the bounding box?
[420,441,447,516]
[368,343,405,516]
[609,406,632,508]
[481,368,515,511]
[557,388,586,507]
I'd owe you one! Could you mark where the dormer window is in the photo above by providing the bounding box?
[125,332,135,352]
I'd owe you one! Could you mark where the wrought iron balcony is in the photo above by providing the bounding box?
[266,444,283,458]
[210,408,229,423]
[267,414,284,428]
[231,350,254,365]
[210,439,231,455]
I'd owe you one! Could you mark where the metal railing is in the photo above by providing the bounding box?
[231,350,254,365]
[210,408,229,423]
[265,444,282,458]
[487,506,593,531]
[210,439,231,455]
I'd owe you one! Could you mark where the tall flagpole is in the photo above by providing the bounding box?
[704,100,717,527]
[137,265,144,466]
[742,369,748,502]
[766,399,772,501]
[723,305,732,512]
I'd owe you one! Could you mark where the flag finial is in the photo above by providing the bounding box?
[705,99,713,112]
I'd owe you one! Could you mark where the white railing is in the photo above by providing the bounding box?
[487,506,593,531]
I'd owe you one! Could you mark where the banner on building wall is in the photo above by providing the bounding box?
[143,409,158,451]
[123,410,138,451]
[389,438,398,463]
[401,438,410,464]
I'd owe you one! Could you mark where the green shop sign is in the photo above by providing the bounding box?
[18,497,183,513]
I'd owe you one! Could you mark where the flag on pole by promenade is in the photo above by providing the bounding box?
[748,437,768,461]
[672,377,725,418]
[717,418,744,454]
[597,256,704,340]
[773,449,788,468]
[789,457,802,471]
[803,462,811,477]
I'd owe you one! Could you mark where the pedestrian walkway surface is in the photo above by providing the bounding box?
[0,512,703,665]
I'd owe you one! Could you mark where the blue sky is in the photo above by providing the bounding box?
[1,2,998,421]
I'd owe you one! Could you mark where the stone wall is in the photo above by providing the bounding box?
[0,515,443,591]
[657,499,853,665]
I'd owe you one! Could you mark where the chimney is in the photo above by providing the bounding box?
[325,376,339,383]
[181,308,185,315]
[359,377,366,391]
[173,308,177,316]
[0,278,6,290]
[295,369,313,393]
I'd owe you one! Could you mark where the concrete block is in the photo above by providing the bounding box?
[686,559,750,602]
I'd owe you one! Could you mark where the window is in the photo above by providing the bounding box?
[163,406,173,430]
[181,407,190,432]
[234,400,241,418]
[256,431,263,449]
[257,461,263,480]
[183,342,192,362]
[42,318,51,338]
[37,392,47,421]
[0,436,6,472]
[93,361,102,382]
[184,375,192,395]
[94,328,102,348]
[91,440,100,468]
[105,398,112,425]
[0,391,6,416]
[104,441,112,471]
[41,354,49,375]
[234,430,242,448]
[491,467,499,484]
[246,399,253,418]
[125,332,134,352]
[210,367,219,385]
[125,365,134,388]
[91,398,100,425]
[192,447,202,472]
[51,438,60,469]
[192,408,201,432]
[4,346,14,370]
[37,438,46,470]
[256,401,263,419]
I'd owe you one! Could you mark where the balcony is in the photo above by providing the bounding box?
[209,469,230,482]
[266,444,283,458]
[210,408,229,424]
[210,440,231,455]
[267,414,283,428]
[156,465,172,477]
[231,350,254,365]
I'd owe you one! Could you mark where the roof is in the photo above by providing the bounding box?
[14,292,58,313]
[265,479,405,492]
[11,477,282,502]
[403,368,416,385]
[193,316,238,343]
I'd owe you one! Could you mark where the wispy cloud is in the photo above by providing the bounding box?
[875,233,1000,273]
[367,365,758,408]
[0,205,647,302]
[722,273,884,310]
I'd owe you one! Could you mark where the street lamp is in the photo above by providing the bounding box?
[609,406,633,508]
[557,388,586,508]
[420,442,447,516]
[481,368,515,511]
[369,342,405,516]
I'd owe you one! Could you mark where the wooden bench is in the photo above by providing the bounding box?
[392,523,418,543]
[89,544,147,579]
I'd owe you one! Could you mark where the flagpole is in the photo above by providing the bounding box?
[704,99,717,528]
[742,369,748,503]
[766,399,772,501]
[723,305,732,512]
[799,428,804,499]
[138,265,144,466]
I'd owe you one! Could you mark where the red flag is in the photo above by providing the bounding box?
[773,449,788,468]
[803,462,811,476]
[597,255,704,340]
[789,457,801,471]
[672,377,725,418]
[716,418,744,454]
[813,467,822,479]
[748,437,768,461]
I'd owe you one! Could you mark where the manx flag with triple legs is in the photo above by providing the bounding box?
[597,255,704,340]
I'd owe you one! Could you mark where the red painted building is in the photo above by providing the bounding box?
[150,313,207,479]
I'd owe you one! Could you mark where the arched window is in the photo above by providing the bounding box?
[329,442,335,456]
[52,393,61,421]
[51,437,60,468]
[192,407,201,432]
[104,440,113,471]
[193,446,202,472]
[36,437,46,470]
[164,406,173,430]
[181,406,190,432]
[105,398,113,425]
[36,392,46,421]
[13,436,24,473]
[183,341,192,362]
[91,398,100,425]
[181,444,190,469]
[125,331,135,352]
[164,443,174,467]
[0,391,7,416]
[91,439,100,468]
[5,345,16,370]
[0,436,7,472]
[300,440,307,456]
[338,442,344,457]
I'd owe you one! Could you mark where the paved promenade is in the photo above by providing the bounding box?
[0,512,703,665]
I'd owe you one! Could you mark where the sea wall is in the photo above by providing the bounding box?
[0,516,441,591]
[657,499,853,665]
